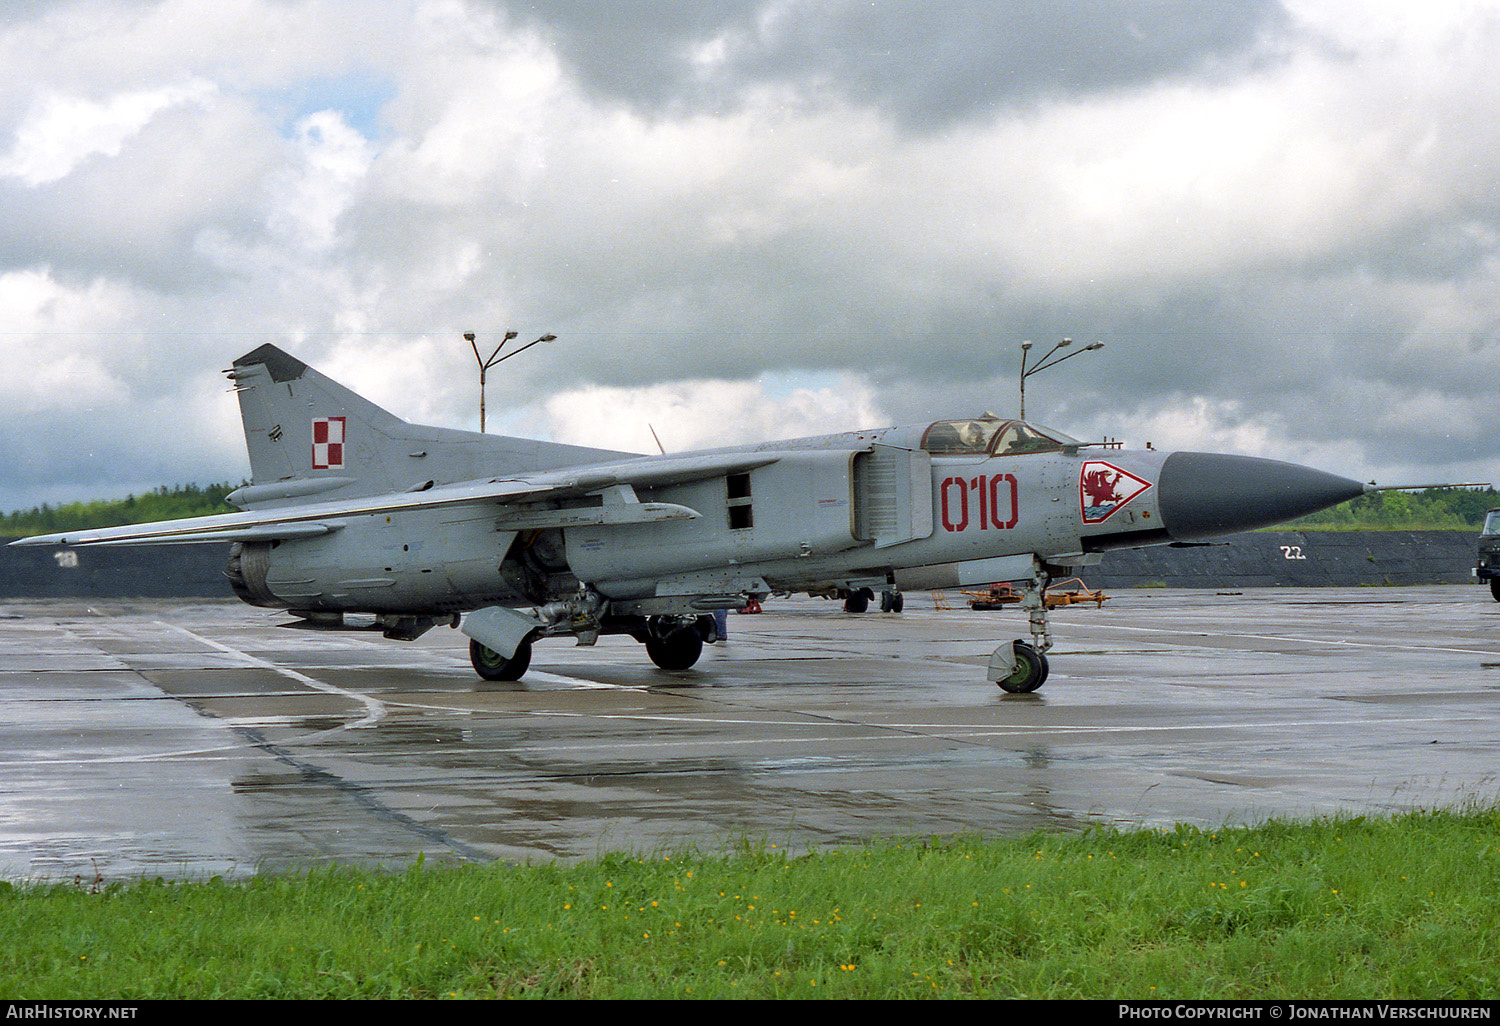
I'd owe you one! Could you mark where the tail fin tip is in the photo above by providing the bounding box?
[234,344,307,384]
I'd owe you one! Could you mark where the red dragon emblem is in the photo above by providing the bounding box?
[1079,461,1152,524]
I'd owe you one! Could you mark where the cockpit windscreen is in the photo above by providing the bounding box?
[919,418,1079,456]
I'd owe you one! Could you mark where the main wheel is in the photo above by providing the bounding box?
[996,641,1049,693]
[470,638,531,681]
[645,628,703,671]
[1491,578,1500,602]
[843,589,871,613]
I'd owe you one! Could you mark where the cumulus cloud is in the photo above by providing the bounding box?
[0,78,217,186]
[523,0,1291,125]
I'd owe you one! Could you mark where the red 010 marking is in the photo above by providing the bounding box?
[940,474,1019,532]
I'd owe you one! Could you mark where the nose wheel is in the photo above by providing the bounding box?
[994,640,1049,693]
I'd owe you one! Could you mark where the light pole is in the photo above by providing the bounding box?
[465,330,557,432]
[1018,337,1104,420]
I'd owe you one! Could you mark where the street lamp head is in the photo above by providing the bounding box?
[536,334,557,343]
[1018,335,1105,419]
[504,330,519,341]
[463,332,475,342]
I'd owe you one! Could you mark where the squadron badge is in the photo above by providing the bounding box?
[1079,461,1151,524]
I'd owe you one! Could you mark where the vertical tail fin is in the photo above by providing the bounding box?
[227,345,407,504]
[224,344,636,508]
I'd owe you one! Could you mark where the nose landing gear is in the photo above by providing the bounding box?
[987,561,1054,693]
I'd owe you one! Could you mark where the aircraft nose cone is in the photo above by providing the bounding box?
[1157,452,1366,542]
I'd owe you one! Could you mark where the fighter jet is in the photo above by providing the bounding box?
[11,344,1371,692]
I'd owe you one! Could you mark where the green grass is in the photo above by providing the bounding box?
[4,809,1499,999]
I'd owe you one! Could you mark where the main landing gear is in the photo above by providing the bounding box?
[988,561,1054,694]
[842,587,904,613]
[470,612,719,680]
[471,637,532,681]
[643,618,706,671]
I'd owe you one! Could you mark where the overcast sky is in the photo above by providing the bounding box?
[3,0,1498,510]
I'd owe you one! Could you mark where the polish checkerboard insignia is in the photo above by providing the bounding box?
[311,416,346,469]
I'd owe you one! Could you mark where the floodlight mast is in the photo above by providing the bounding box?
[1018,337,1104,420]
[464,330,557,432]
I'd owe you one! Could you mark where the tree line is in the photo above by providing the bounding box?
[1,483,240,537]
[1286,486,1499,531]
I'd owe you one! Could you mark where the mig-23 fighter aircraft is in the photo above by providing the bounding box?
[12,344,1372,692]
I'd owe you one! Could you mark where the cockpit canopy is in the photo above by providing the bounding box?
[919,417,1079,457]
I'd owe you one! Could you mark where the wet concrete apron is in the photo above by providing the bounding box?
[0,587,1495,880]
